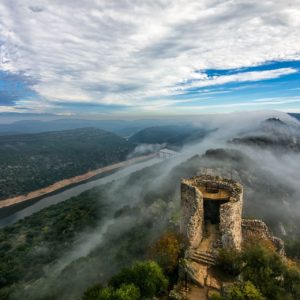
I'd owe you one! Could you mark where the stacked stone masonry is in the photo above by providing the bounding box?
[181,175,243,250]
[178,174,285,299]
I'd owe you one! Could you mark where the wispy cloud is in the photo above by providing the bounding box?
[176,97,300,112]
[0,1,300,113]
[176,68,298,90]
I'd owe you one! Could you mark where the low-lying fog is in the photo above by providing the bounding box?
[9,110,300,299]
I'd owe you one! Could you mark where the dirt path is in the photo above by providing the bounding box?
[0,153,157,209]
[187,284,208,300]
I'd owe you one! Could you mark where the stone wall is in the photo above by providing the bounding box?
[186,175,243,201]
[220,197,243,250]
[181,182,204,248]
[181,175,243,250]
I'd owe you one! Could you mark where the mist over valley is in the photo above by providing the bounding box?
[1,111,300,299]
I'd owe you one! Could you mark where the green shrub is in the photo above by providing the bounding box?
[113,283,140,300]
[224,281,265,300]
[82,283,140,300]
[82,283,102,300]
[109,260,168,298]
[285,238,300,260]
[215,245,300,300]
[242,246,286,299]
[217,248,243,276]
[210,292,223,300]
[283,267,300,299]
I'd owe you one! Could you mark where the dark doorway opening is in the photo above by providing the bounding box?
[204,199,228,224]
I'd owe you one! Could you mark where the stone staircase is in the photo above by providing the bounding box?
[188,250,217,266]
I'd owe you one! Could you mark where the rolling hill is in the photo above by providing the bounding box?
[0,128,135,200]
[230,117,300,152]
[129,125,212,147]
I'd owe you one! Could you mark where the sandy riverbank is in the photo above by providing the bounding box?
[0,153,156,209]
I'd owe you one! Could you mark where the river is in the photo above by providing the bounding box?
[0,157,162,227]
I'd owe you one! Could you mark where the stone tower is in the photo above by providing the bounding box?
[177,175,285,298]
[181,175,243,250]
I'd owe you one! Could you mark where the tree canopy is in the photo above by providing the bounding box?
[216,246,300,300]
[82,260,168,300]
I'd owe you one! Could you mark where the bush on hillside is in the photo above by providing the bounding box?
[82,260,168,300]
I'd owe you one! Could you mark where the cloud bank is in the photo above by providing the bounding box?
[0,0,300,113]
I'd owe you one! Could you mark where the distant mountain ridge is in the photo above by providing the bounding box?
[0,118,175,137]
[129,125,212,147]
[0,127,135,200]
[230,117,300,151]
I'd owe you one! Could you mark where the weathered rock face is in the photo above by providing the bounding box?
[181,182,204,248]
[181,175,243,250]
[242,219,285,256]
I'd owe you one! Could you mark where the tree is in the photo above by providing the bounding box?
[148,231,181,274]
[113,283,140,300]
[241,246,286,299]
[211,282,265,300]
[224,281,265,300]
[82,283,140,300]
[214,245,300,300]
[285,238,300,260]
[109,260,168,299]
[283,267,300,300]
[217,248,243,276]
[82,283,102,300]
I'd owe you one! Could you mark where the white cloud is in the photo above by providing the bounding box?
[168,96,300,114]
[176,68,298,90]
[0,0,300,111]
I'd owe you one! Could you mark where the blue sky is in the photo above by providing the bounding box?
[171,61,300,113]
[0,1,300,116]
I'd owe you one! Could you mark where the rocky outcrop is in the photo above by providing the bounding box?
[181,259,208,287]
[242,219,285,256]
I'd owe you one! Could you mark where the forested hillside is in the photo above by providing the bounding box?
[231,117,300,152]
[0,128,134,200]
[129,125,211,146]
[1,146,300,299]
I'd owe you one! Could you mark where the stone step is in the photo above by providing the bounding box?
[188,251,217,266]
[192,253,216,263]
[186,249,218,266]
[190,255,217,266]
[192,251,216,260]
[194,250,216,258]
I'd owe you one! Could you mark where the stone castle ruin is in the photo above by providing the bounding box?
[178,174,284,297]
[181,175,243,251]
